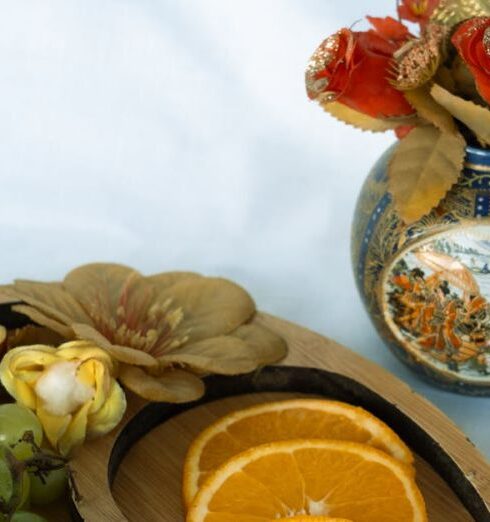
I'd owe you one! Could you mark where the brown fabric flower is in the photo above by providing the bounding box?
[0,264,287,403]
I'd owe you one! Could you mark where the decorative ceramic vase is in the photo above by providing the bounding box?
[352,145,490,395]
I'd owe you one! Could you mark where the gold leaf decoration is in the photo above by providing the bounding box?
[404,86,457,134]
[431,84,490,145]
[388,126,466,224]
[320,101,418,132]
[431,0,490,26]
[0,264,287,403]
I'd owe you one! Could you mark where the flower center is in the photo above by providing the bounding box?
[35,361,94,416]
[410,0,429,16]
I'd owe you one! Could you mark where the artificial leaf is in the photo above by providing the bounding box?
[431,0,490,26]
[118,365,205,403]
[431,84,490,146]
[388,126,466,223]
[320,101,418,132]
[404,86,457,134]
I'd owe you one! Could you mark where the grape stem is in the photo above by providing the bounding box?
[20,432,68,483]
[0,448,25,520]
[0,431,69,519]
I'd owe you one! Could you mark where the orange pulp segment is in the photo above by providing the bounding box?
[183,399,413,506]
[186,439,427,522]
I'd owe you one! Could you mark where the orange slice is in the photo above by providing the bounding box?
[186,440,427,522]
[275,518,352,522]
[183,399,413,506]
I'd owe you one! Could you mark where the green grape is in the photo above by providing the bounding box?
[0,450,30,511]
[11,512,48,522]
[0,404,43,460]
[29,464,67,505]
[0,456,12,505]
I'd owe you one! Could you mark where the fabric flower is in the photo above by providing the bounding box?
[452,17,490,105]
[0,341,126,455]
[0,264,287,403]
[305,17,414,118]
[398,0,439,27]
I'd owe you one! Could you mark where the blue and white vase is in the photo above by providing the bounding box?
[352,145,490,395]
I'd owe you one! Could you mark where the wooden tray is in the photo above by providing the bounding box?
[64,313,490,521]
[1,304,488,521]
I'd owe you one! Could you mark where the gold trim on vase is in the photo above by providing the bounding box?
[464,162,490,173]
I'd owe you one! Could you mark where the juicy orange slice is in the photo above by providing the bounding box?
[186,440,427,522]
[183,399,413,505]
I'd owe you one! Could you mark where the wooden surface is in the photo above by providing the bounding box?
[68,312,490,521]
[113,392,472,521]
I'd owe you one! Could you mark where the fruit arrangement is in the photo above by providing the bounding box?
[0,263,287,519]
[182,399,428,522]
[0,403,68,522]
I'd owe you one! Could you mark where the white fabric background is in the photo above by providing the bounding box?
[1,0,488,457]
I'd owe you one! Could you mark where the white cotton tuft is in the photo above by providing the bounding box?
[35,361,94,416]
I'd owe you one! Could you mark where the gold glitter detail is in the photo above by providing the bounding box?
[484,26,490,55]
[431,0,490,27]
[305,33,340,100]
[392,24,447,90]
[317,92,338,103]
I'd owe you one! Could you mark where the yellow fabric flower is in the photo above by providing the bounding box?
[0,340,126,456]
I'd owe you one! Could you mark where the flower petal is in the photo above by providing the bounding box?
[231,323,288,363]
[63,263,141,316]
[58,401,92,455]
[147,271,202,290]
[160,277,256,344]
[71,323,158,368]
[11,304,74,338]
[36,404,72,452]
[160,324,287,375]
[87,380,127,438]
[6,325,65,349]
[5,281,92,325]
[119,365,205,403]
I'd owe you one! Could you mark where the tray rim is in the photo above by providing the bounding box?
[106,366,488,521]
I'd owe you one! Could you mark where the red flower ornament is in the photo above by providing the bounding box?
[306,17,414,118]
[452,17,490,105]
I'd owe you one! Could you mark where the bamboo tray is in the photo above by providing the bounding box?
[1,306,489,521]
[64,313,490,521]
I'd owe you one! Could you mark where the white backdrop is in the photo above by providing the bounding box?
[1,0,488,457]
